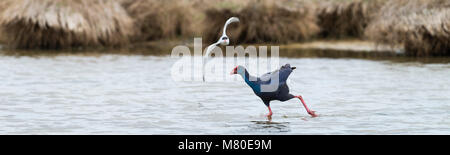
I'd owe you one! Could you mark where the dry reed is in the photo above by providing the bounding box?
[125,0,194,41]
[365,0,450,56]
[317,0,385,39]
[203,0,320,44]
[0,0,134,49]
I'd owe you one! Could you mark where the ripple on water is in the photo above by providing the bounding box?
[0,56,449,134]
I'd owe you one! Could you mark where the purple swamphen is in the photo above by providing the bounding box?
[231,64,318,119]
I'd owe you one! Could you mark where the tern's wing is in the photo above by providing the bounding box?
[222,17,239,36]
[204,42,220,58]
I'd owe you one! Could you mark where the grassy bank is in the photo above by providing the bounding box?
[0,0,449,57]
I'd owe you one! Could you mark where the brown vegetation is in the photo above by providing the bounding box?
[0,0,133,49]
[203,0,320,44]
[0,0,449,56]
[124,0,193,41]
[317,0,385,39]
[365,0,450,56]
[0,0,13,44]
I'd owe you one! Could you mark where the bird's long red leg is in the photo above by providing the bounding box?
[295,95,318,117]
[266,106,273,120]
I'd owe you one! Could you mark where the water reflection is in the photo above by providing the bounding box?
[249,121,291,133]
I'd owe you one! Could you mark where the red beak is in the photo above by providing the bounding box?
[230,66,238,75]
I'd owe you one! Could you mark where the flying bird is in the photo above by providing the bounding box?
[203,17,239,81]
[204,17,240,57]
[231,64,318,119]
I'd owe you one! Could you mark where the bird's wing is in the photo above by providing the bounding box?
[258,64,293,84]
[259,69,278,82]
[203,42,220,58]
[278,64,294,84]
[222,17,239,36]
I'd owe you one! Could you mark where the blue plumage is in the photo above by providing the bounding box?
[233,64,295,105]
[231,64,317,118]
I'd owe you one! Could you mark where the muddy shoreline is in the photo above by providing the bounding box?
[2,39,450,63]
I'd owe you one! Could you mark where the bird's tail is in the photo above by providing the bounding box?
[282,64,296,70]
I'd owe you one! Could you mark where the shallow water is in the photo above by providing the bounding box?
[0,55,449,134]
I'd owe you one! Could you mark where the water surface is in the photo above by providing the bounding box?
[0,55,449,134]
